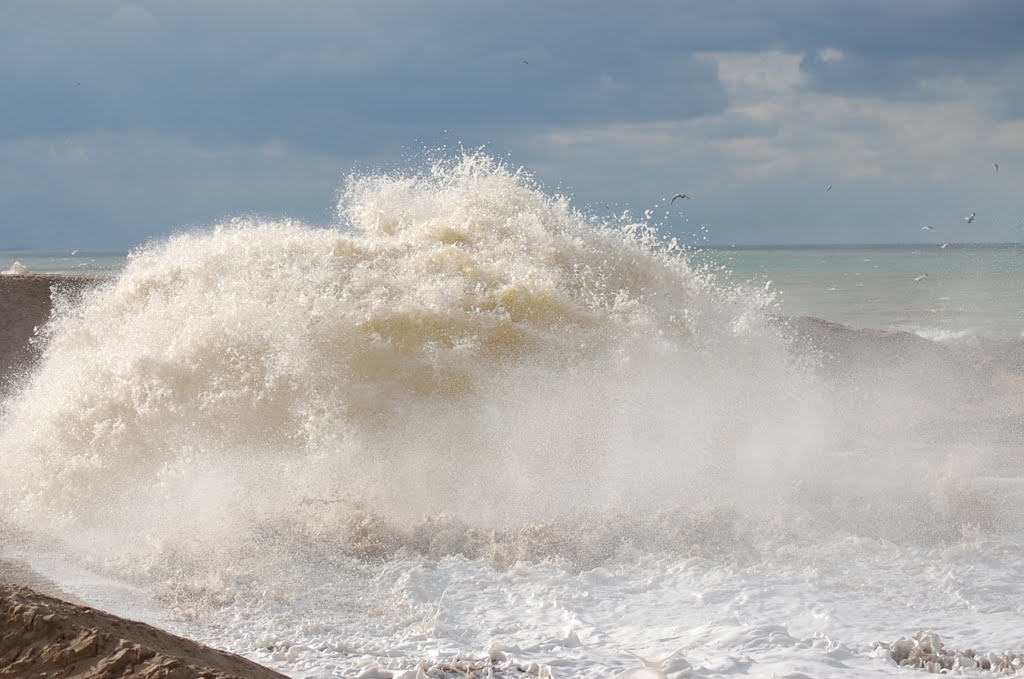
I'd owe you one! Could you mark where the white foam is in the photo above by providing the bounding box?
[2,152,1023,677]
[2,261,29,275]
[908,326,975,342]
[0,152,803,543]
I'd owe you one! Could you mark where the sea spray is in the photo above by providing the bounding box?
[4,154,1024,677]
[0,152,997,591]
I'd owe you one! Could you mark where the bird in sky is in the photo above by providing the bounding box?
[914,274,928,282]
[965,211,976,224]
[670,193,690,204]
[940,243,949,249]
[994,163,999,172]
[921,225,935,231]
[826,185,832,192]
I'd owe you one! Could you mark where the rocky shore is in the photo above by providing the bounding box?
[0,584,287,678]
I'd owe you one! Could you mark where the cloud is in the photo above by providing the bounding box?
[2,1,1024,247]
[816,48,843,63]
[782,1,1024,103]
[6,1,1022,149]
[0,131,363,250]
[0,0,730,152]
[103,2,157,32]
[705,51,808,100]
[520,47,1024,244]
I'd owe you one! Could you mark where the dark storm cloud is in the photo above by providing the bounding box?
[9,1,1024,124]
[0,0,732,152]
[5,0,1021,152]
[778,0,1024,102]
[2,0,1023,249]
[767,0,1023,57]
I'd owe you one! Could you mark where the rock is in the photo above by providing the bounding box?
[0,584,286,679]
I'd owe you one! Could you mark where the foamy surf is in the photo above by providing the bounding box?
[2,152,1023,677]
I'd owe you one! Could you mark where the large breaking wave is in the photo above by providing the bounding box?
[0,153,1015,593]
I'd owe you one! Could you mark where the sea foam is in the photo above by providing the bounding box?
[2,152,1022,677]
[0,153,825,569]
[0,152,1008,587]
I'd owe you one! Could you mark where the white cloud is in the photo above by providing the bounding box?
[816,48,844,63]
[521,49,1024,242]
[598,72,627,92]
[103,3,157,32]
[48,138,90,164]
[259,140,290,159]
[532,50,1024,186]
[700,50,808,100]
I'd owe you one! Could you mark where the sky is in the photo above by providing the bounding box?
[2,0,1023,250]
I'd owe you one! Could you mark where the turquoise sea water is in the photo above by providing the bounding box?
[701,243,1024,339]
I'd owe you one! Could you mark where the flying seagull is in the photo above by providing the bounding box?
[995,163,999,172]
[921,225,935,231]
[670,193,690,204]
[940,242,949,249]
[914,274,928,282]
[965,211,976,224]
[826,185,832,192]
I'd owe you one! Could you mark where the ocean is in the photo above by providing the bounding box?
[7,243,1023,340]
[2,153,1023,677]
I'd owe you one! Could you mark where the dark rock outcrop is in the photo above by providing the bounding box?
[0,585,286,679]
